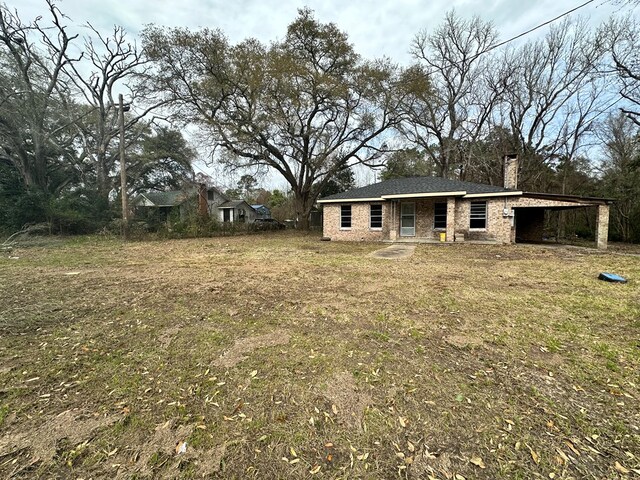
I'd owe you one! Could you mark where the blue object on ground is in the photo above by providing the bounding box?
[598,272,627,283]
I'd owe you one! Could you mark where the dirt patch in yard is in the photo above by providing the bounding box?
[527,345,565,366]
[444,334,485,349]
[411,450,457,480]
[213,330,291,368]
[370,244,416,259]
[117,419,226,479]
[323,372,371,429]
[157,324,183,349]
[0,410,119,463]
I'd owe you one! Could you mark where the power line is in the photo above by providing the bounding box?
[479,0,597,58]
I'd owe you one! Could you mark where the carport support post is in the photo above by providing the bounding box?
[595,204,610,250]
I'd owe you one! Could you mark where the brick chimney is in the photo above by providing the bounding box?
[503,154,519,190]
[198,183,209,217]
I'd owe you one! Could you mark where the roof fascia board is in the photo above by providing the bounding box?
[463,191,523,198]
[317,197,384,203]
[522,192,614,204]
[381,191,467,199]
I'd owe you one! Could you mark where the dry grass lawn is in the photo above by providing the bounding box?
[0,233,639,479]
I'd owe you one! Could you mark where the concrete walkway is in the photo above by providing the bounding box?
[370,244,416,259]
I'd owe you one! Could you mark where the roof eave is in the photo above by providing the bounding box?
[317,197,384,204]
[522,192,615,205]
[463,191,522,198]
[381,191,467,199]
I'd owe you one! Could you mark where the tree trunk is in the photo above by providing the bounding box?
[96,151,111,206]
[294,191,313,230]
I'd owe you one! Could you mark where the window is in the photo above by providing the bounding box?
[340,205,352,229]
[370,204,382,229]
[434,202,447,229]
[470,201,487,229]
[207,190,214,201]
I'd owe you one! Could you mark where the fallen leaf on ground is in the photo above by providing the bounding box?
[470,456,486,468]
[564,440,580,456]
[614,461,630,474]
[527,444,540,464]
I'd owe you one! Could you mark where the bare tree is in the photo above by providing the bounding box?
[63,24,170,205]
[0,0,80,193]
[501,17,610,190]
[597,112,640,241]
[402,11,505,179]
[600,15,640,126]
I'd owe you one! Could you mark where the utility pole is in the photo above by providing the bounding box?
[119,93,129,239]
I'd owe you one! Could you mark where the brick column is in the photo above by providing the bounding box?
[389,201,397,241]
[446,197,456,242]
[595,204,610,250]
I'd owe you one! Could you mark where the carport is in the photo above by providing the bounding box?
[513,193,614,249]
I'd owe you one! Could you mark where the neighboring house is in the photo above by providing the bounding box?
[218,199,257,223]
[318,155,613,249]
[133,184,258,224]
[251,204,271,219]
[132,190,194,221]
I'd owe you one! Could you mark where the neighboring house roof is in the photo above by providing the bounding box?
[251,204,268,210]
[219,200,249,209]
[134,190,193,207]
[134,184,234,208]
[317,176,521,203]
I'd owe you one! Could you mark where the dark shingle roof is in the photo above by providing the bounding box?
[319,176,519,201]
[219,200,247,208]
[138,190,193,206]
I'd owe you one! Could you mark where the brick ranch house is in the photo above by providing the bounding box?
[318,156,613,249]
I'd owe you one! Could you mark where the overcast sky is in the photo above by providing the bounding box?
[12,0,625,64]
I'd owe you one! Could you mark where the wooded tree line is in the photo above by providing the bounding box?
[1,2,639,240]
[0,1,194,233]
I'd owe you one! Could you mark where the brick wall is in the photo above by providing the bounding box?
[323,203,389,241]
[454,198,512,243]
[510,197,591,208]
[414,199,442,240]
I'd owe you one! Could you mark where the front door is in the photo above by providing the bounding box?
[223,209,231,222]
[400,202,415,237]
